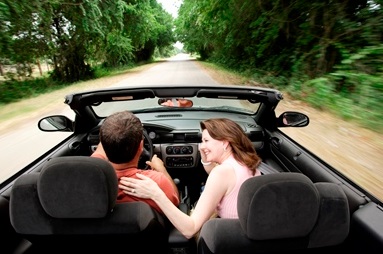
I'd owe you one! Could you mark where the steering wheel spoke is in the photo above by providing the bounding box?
[138,129,154,169]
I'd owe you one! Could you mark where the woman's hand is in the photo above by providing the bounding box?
[119,173,160,199]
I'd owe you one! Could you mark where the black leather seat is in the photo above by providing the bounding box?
[197,172,350,254]
[10,156,169,253]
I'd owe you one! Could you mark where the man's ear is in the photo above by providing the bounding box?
[134,140,144,158]
[137,140,144,154]
[139,139,144,152]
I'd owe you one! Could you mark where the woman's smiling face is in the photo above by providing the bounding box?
[200,129,223,162]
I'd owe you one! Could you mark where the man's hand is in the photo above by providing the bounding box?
[146,154,179,196]
[146,154,166,172]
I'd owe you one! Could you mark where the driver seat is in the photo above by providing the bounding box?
[10,156,169,253]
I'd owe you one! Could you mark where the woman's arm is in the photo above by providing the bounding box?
[119,168,228,239]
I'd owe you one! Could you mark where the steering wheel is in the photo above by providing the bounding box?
[138,129,154,170]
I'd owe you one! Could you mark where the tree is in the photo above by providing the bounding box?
[175,0,383,80]
[0,0,175,82]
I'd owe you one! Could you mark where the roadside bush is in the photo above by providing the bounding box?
[0,78,66,104]
[0,63,145,105]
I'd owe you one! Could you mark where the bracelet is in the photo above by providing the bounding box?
[201,159,212,166]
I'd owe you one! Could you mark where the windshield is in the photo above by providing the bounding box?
[91,97,260,117]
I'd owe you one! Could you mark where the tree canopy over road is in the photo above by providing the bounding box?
[1,0,382,131]
[0,0,175,82]
[176,0,383,78]
[175,0,383,132]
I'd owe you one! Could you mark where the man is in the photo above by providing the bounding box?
[91,110,179,214]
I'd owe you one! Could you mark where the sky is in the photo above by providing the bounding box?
[157,0,182,18]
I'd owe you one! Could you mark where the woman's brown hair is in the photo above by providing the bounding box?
[200,118,261,174]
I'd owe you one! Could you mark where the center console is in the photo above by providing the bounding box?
[158,143,199,168]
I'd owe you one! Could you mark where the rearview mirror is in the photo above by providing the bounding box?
[277,111,309,127]
[38,115,74,132]
[158,98,193,108]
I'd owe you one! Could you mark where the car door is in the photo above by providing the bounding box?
[265,128,383,252]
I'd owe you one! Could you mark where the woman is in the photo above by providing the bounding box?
[119,118,262,239]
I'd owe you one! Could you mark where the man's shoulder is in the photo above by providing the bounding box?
[138,169,164,179]
[139,170,173,185]
[90,152,106,160]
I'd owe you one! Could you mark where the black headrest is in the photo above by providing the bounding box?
[38,156,117,218]
[238,173,320,240]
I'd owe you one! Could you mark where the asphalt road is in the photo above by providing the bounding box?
[0,54,217,182]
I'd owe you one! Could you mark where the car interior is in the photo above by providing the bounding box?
[1,85,382,253]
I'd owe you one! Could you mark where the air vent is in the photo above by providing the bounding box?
[155,114,183,118]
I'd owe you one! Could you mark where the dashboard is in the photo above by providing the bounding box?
[88,111,265,169]
[138,111,265,169]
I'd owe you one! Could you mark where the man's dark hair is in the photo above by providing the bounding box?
[99,111,143,164]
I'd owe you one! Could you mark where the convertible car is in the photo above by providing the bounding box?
[1,84,382,253]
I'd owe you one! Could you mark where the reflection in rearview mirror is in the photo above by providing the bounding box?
[158,98,193,108]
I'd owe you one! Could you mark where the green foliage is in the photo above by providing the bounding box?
[174,0,383,132]
[302,78,336,109]
[153,45,178,59]
[0,1,11,55]
[175,0,216,58]
[92,66,116,79]
[176,0,383,78]
[1,0,382,132]
[0,0,175,82]
[121,0,176,62]
[286,45,383,132]
[0,78,66,104]
[0,62,148,104]
[296,72,383,132]
[103,33,134,67]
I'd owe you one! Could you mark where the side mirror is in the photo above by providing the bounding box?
[277,111,309,127]
[38,115,74,132]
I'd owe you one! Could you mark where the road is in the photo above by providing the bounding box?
[0,54,217,182]
[0,53,382,201]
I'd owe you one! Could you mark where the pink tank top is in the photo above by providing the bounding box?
[216,155,261,218]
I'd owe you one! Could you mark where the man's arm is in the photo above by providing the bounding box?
[146,154,179,198]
